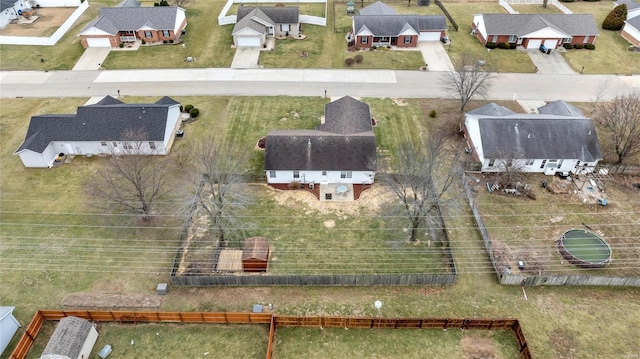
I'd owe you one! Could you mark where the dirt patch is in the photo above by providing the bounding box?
[62,293,163,308]
[548,328,578,358]
[461,335,499,359]
[391,98,407,106]
[0,7,77,37]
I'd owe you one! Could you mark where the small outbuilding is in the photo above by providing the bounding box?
[242,237,270,272]
[0,306,21,356]
[40,316,98,359]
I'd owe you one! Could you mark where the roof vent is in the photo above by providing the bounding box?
[588,130,591,135]
[527,134,530,139]
[307,139,311,148]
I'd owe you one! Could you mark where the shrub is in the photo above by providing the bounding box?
[189,108,200,118]
[429,110,437,118]
[485,42,497,49]
[141,39,146,45]
[574,43,583,49]
[497,42,508,49]
[603,4,627,30]
[179,105,184,112]
[369,47,375,51]
[372,45,377,50]
[288,181,301,190]
[354,54,363,64]
[163,40,168,44]
[169,39,174,44]
[585,43,596,50]
[509,43,517,49]
[119,43,124,48]
[563,43,573,49]
[559,0,574,2]
[344,58,355,66]
[184,104,194,113]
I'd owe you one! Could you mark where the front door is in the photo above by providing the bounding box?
[391,37,397,46]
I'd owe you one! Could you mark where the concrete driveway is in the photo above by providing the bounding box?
[231,47,261,69]
[72,48,111,71]
[527,49,575,74]
[418,42,454,72]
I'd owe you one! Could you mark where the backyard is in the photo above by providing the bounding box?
[2,96,640,359]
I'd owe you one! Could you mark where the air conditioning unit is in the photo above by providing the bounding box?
[470,29,476,35]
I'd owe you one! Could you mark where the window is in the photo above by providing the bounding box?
[281,24,290,32]
[508,35,517,43]
[506,159,513,168]
[149,141,156,150]
[269,170,276,178]
[340,171,352,179]
[162,30,170,37]
[583,36,589,44]
[123,143,133,150]
[488,159,495,167]
[101,141,108,147]
[575,160,581,168]
[361,37,368,44]
[491,35,498,42]
[563,37,572,44]
[525,159,534,166]
[322,171,327,176]
[557,159,563,168]
[540,159,547,169]
[144,31,152,38]
[293,171,300,179]
[404,36,412,44]
[112,142,118,147]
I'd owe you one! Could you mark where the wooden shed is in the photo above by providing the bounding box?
[40,316,98,359]
[242,237,270,272]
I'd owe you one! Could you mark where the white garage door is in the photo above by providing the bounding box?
[236,36,261,47]
[543,39,558,49]
[526,39,542,49]
[419,32,441,42]
[86,37,112,48]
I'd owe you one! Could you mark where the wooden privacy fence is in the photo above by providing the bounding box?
[434,0,458,31]
[11,311,531,359]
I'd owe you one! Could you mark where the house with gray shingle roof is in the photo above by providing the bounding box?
[40,316,98,359]
[232,6,300,48]
[464,102,602,175]
[615,0,640,46]
[352,1,446,49]
[472,14,599,50]
[78,6,186,48]
[14,96,182,168]
[264,96,376,193]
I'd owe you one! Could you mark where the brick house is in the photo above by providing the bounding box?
[352,1,446,49]
[78,6,187,48]
[472,14,599,50]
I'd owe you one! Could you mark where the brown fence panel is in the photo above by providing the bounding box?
[9,311,46,359]
[266,315,275,359]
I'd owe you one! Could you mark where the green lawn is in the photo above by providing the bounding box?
[2,97,640,359]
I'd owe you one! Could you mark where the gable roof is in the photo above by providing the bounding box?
[117,0,141,7]
[41,317,93,359]
[467,103,515,117]
[242,237,269,261]
[15,96,180,154]
[1,0,18,12]
[359,1,397,15]
[265,96,376,171]
[354,15,447,36]
[538,100,584,117]
[615,0,640,11]
[479,14,599,37]
[80,7,183,35]
[467,103,602,162]
[627,15,640,30]
[233,6,299,35]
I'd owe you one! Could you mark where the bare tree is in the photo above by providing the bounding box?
[377,131,462,243]
[441,52,496,111]
[593,92,640,164]
[92,129,173,221]
[187,136,252,246]
[174,0,187,7]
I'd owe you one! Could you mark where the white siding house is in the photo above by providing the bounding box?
[232,6,300,48]
[265,96,376,186]
[14,96,182,168]
[464,101,602,175]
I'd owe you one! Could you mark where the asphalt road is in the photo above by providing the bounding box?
[1,69,639,101]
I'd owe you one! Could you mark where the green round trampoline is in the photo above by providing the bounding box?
[558,229,612,268]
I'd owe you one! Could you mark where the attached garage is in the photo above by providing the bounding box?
[86,37,112,48]
[543,39,558,49]
[526,39,542,49]
[419,32,441,42]
[236,36,261,47]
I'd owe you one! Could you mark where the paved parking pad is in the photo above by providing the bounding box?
[527,49,575,74]
[231,47,260,69]
[418,42,454,72]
